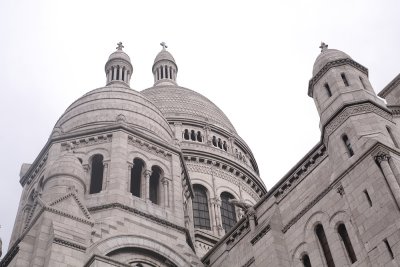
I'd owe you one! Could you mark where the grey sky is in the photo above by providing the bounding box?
[0,0,399,254]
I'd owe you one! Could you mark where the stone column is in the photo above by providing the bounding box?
[102,161,109,190]
[112,66,117,80]
[204,125,211,146]
[127,162,133,193]
[229,136,235,155]
[145,170,152,201]
[124,69,128,83]
[162,177,169,207]
[211,197,224,236]
[376,153,400,209]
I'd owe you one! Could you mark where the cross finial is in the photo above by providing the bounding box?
[319,42,328,52]
[160,42,168,50]
[116,42,124,50]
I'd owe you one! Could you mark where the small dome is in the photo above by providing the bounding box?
[108,49,131,63]
[313,49,351,76]
[46,151,85,181]
[154,50,176,64]
[54,86,174,142]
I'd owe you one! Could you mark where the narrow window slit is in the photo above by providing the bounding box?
[341,73,349,87]
[325,83,332,97]
[316,224,335,267]
[338,224,357,263]
[359,76,366,89]
[364,190,372,207]
[384,239,394,259]
[342,134,354,157]
[302,254,312,267]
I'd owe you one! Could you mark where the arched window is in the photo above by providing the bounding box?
[193,185,211,230]
[122,67,125,81]
[89,154,104,194]
[223,141,227,151]
[191,130,196,141]
[220,192,237,232]
[131,158,145,198]
[197,131,202,142]
[338,224,357,263]
[165,65,168,79]
[212,136,217,147]
[324,83,332,97]
[315,224,335,267]
[160,66,164,79]
[387,126,399,148]
[150,166,162,204]
[301,254,312,267]
[218,138,223,149]
[116,66,120,80]
[342,134,354,157]
[183,129,189,140]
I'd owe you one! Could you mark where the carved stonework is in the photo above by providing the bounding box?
[25,153,48,185]
[127,135,172,158]
[323,103,392,139]
[61,134,112,151]
[375,153,390,163]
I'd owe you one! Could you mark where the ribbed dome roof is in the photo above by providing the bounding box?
[141,85,237,133]
[108,50,131,62]
[313,49,351,76]
[54,86,174,142]
[154,50,176,64]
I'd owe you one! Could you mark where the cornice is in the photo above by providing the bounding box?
[308,58,369,97]
[53,237,86,252]
[378,73,400,98]
[322,101,393,142]
[87,203,187,233]
[61,134,112,151]
[128,135,173,158]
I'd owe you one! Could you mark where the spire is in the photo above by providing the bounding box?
[105,42,133,87]
[152,42,178,86]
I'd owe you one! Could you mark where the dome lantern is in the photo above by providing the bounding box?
[105,42,133,87]
[152,42,178,86]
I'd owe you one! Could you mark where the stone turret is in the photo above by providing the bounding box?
[152,42,178,86]
[105,42,133,87]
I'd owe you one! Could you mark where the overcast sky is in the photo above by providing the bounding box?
[0,0,399,254]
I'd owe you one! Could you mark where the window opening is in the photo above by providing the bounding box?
[223,141,228,151]
[193,185,211,230]
[363,190,372,207]
[315,224,335,267]
[149,166,162,204]
[116,66,120,80]
[220,192,237,232]
[160,66,164,79]
[191,130,196,141]
[387,126,399,148]
[218,138,223,149]
[89,154,104,194]
[184,129,190,140]
[324,83,332,97]
[131,158,144,197]
[338,224,357,263]
[197,131,202,142]
[359,76,366,89]
[341,73,349,87]
[384,239,394,259]
[302,254,312,267]
[212,136,217,147]
[165,65,168,79]
[122,67,125,81]
[342,134,354,157]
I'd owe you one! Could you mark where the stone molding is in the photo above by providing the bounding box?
[308,58,369,97]
[0,244,19,267]
[87,203,186,233]
[84,254,132,267]
[241,257,255,267]
[387,105,400,116]
[53,237,86,252]
[128,135,172,158]
[226,219,250,246]
[274,145,327,200]
[61,134,112,151]
[323,102,392,140]
[49,191,92,219]
[250,224,270,245]
[25,153,48,185]
[378,73,400,98]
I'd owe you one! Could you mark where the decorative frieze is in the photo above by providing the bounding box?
[226,219,250,246]
[53,237,86,252]
[324,102,392,139]
[128,135,172,158]
[61,134,112,151]
[250,224,270,245]
[274,145,327,200]
[25,153,48,185]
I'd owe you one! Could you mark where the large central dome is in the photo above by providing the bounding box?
[142,85,237,133]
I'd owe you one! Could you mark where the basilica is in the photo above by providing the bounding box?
[1,42,400,266]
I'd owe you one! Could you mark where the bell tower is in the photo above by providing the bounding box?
[152,42,178,86]
[308,43,398,173]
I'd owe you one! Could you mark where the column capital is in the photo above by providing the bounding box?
[144,169,152,177]
[161,177,170,185]
[375,153,391,164]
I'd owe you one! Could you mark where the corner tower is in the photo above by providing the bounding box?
[309,43,398,173]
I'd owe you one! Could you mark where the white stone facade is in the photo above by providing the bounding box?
[2,43,400,266]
